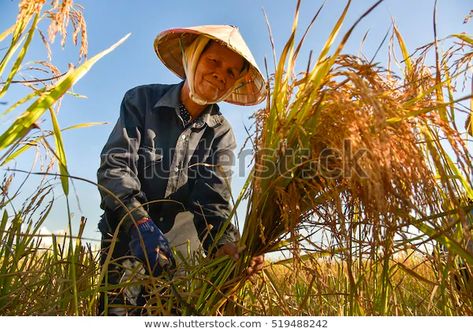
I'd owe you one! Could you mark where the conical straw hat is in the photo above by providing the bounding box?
[154,25,267,106]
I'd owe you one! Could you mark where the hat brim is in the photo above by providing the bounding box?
[154,26,267,106]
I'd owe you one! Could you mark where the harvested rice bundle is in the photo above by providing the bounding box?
[159,0,473,315]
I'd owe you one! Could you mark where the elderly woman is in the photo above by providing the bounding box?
[97,25,266,315]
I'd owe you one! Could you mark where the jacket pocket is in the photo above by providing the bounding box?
[141,145,162,163]
[139,146,163,182]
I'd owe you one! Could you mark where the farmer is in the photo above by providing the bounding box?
[96,25,266,315]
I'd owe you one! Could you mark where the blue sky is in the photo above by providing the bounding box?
[0,0,471,243]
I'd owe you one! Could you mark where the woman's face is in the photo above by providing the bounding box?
[193,41,245,102]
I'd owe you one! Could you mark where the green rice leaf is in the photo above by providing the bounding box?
[393,23,413,76]
[0,24,15,43]
[0,34,26,78]
[65,91,88,99]
[48,107,69,195]
[412,219,473,266]
[0,139,39,167]
[315,0,351,67]
[62,121,107,131]
[294,0,383,126]
[0,122,106,166]
[451,33,473,45]
[0,10,37,78]
[387,94,472,125]
[0,87,46,119]
[0,33,130,152]
[0,14,39,99]
[442,60,456,122]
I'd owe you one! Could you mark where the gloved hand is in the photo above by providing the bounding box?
[129,218,174,276]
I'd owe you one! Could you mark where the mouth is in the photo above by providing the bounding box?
[204,79,222,91]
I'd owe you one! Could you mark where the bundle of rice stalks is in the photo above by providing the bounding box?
[161,0,473,315]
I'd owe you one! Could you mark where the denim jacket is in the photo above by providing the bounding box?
[97,81,239,252]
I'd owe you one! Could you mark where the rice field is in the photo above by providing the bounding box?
[1,0,472,316]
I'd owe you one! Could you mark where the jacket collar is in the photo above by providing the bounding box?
[153,81,224,128]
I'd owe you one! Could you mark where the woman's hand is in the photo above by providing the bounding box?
[215,243,265,276]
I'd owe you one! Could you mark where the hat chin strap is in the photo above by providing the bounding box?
[189,90,211,106]
[188,82,239,106]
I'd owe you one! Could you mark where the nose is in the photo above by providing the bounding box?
[211,71,226,89]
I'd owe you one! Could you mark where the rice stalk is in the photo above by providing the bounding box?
[160,0,473,316]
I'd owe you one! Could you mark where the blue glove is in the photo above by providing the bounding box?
[129,218,174,276]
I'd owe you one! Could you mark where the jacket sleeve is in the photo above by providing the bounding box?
[189,126,240,254]
[97,88,149,233]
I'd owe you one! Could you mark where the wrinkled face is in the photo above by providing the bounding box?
[193,41,245,102]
